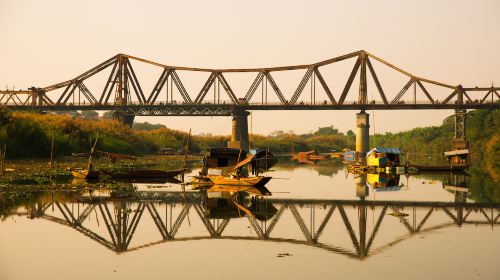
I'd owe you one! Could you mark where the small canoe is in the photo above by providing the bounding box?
[207,175,271,187]
[411,164,470,172]
[72,169,100,180]
[104,169,185,179]
[190,176,213,185]
[110,177,183,184]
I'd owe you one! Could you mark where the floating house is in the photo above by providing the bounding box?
[343,151,359,163]
[366,147,401,168]
[443,149,469,166]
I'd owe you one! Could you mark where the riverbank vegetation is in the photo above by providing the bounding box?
[0,109,498,169]
[372,109,499,167]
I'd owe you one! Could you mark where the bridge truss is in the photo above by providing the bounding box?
[1,51,499,115]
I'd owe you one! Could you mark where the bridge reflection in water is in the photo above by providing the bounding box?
[17,190,500,259]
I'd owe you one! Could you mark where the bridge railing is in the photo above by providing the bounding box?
[2,99,499,107]
[2,50,500,110]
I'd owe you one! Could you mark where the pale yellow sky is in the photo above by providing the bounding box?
[1,0,499,135]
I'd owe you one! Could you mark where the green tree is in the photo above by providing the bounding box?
[314,125,339,136]
[133,122,167,131]
[80,110,99,119]
[102,111,114,119]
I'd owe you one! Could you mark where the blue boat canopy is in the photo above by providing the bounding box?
[366,147,401,157]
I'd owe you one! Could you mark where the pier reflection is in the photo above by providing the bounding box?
[5,189,499,259]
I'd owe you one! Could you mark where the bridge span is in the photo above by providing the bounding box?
[1,50,498,152]
[1,50,498,110]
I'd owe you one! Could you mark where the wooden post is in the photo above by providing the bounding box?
[0,144,6,177]
[50,131,55,171]
[88,132,99,170]
[182,129,191,170]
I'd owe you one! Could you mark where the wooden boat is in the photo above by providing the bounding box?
[109,177,183,184]
[410,164,470,172]
[104,169,185,179]
[72,169,100,180]
[292,150,328,161]
[190,175,213,185]
[72,132,100,180]
[207,175,271,187]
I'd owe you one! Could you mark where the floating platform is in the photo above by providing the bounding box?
[411,164,470,172]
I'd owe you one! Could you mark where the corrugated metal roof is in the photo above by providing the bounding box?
[366,147,401,157]
[443,149,469,157]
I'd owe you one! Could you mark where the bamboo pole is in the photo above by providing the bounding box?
[182,129,191,170]
[0,144,6,177]
[88,132,99,170]
[49,131,55,171]
[181,129,191,225]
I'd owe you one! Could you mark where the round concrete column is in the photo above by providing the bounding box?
[113,111,135,127]
[228,109,250,151]
[356,111,370,158]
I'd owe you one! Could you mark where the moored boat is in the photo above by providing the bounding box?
[104,168,185,179]
[411,164,470,172]
[72,169,100,180]
[207,175,271,187]
[72,132,100,180]
[190,175,213,185]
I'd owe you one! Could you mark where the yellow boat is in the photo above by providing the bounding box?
[207,175,271,187]
[72,132,100,181]
[190,175,213,185]
[72,169,100,180]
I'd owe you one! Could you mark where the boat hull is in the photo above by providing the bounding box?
[412,164,470,172]
[106,169,185,179]
[208,175,271,187]
[72,170,100,180]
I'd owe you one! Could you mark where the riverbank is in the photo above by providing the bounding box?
[0,109,498,168]
[0,154,202,191]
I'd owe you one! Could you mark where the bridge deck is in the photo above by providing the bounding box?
[3,102,498,116]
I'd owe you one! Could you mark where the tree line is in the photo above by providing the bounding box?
[0,109,497,172]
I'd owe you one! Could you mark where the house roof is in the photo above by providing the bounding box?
[443,149,469,157]
[366,147,401,157]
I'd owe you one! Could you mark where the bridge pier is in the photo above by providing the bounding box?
[446,109,469,165]
[113,111,135,127]
[452,109,468,148]
[356,111,370,160]
[227,109,249,151]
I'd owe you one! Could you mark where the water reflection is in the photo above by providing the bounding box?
[352,171,473,203]
[2,189,498,259]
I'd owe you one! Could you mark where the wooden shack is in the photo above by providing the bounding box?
[366,147,401,168]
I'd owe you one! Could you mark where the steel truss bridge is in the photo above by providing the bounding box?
[1,50,499,116]
[13,191,500,259]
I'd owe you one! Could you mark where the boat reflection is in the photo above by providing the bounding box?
[202,185,275,220]
[3,189,498,259]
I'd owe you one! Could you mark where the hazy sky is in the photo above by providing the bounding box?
[1,0,499,135]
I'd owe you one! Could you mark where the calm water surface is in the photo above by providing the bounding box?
[1,161,499,280]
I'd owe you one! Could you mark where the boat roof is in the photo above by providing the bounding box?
[366,147,401,157]
[443,149,469,157]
